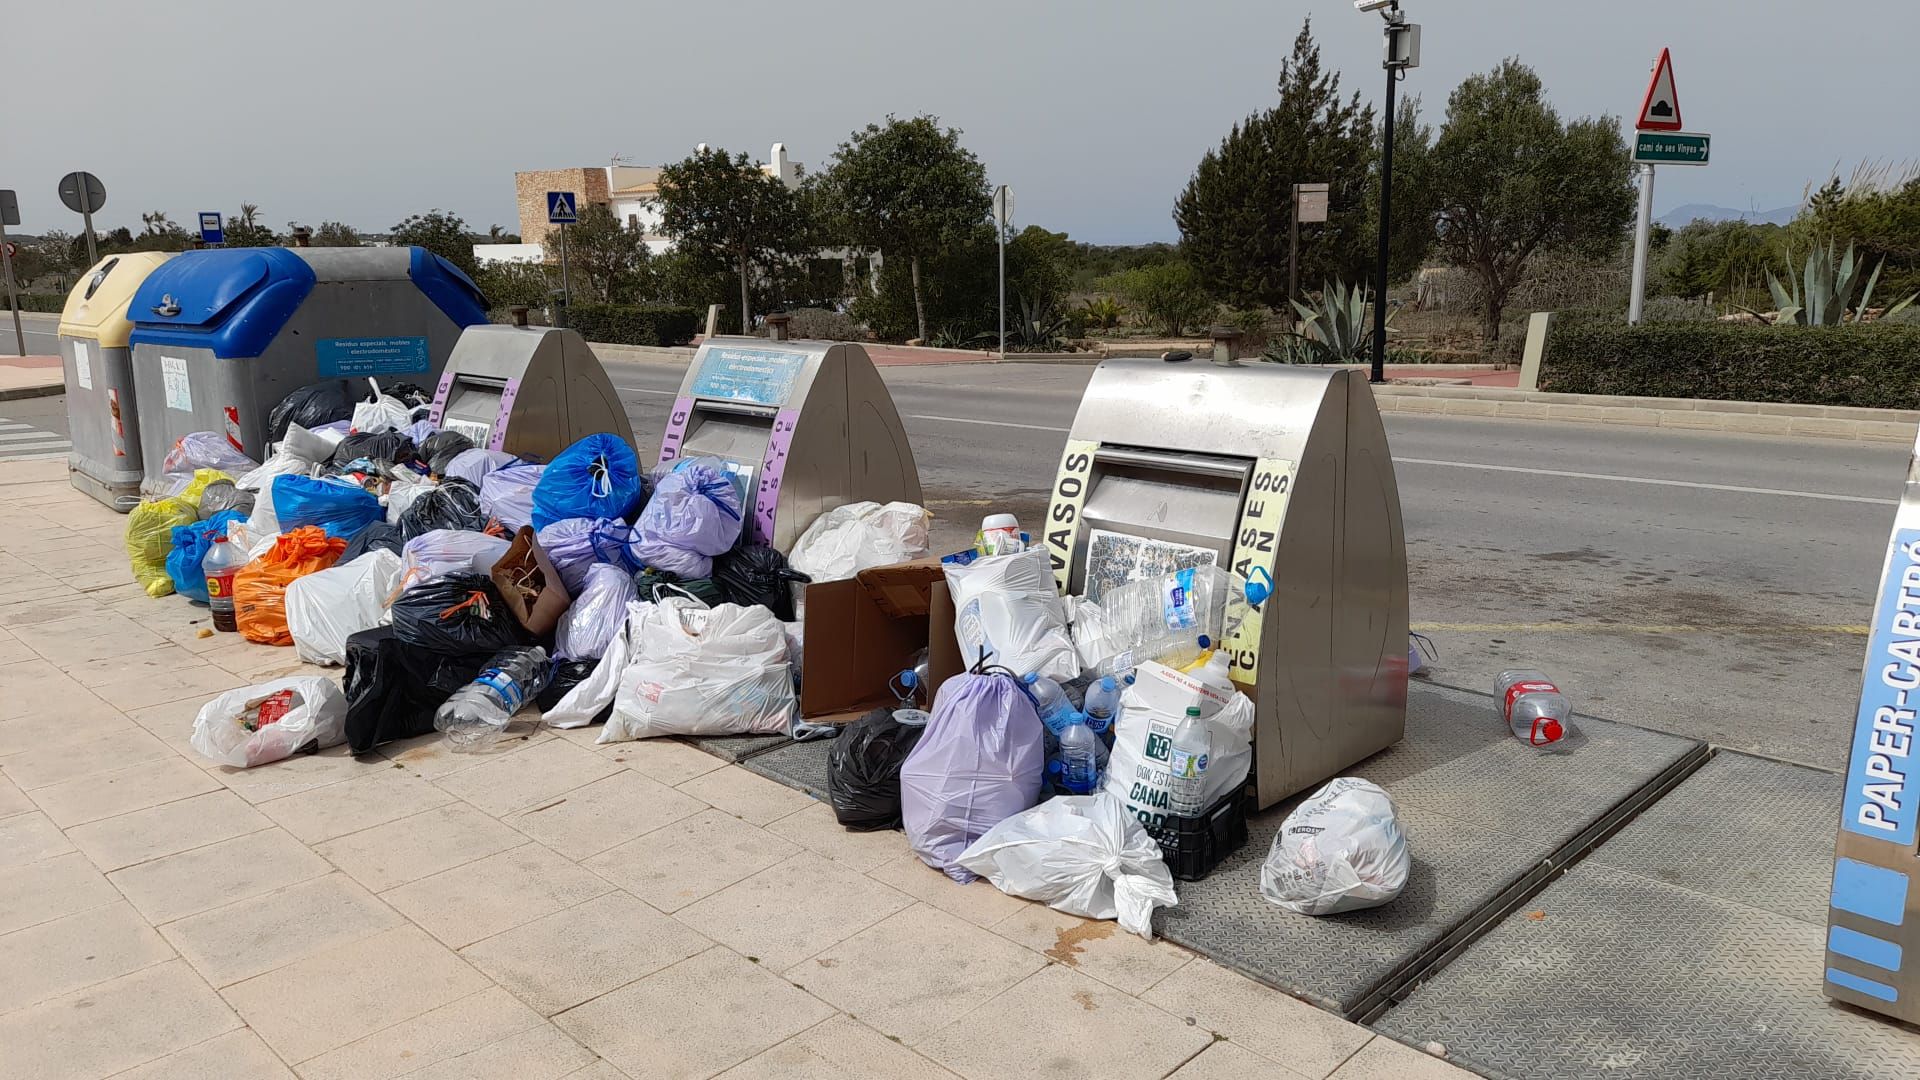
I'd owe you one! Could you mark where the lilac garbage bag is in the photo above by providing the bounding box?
[901,671,1047,883]
[480,463,546,533]
[555,562,636,661]
[443,448,520,487]
[537,517,636,594]
[629,458,744,579]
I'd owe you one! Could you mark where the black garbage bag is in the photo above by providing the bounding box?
[332,431,417,471]
[631,566,725,607]
[532,657,619,729]
[713,544,810,621]
[341,520,405,564]
[342,626,492,753]
[397,478,487,540]
[197,480,255,520]
[268,381,356,443]
[391,574,525,653]
[420,431,475,476]
[385,382,434,410]
[827,707,927,831]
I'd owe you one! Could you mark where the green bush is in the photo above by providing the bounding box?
[0,293,67,313]
[566,303,701,347]
[1542,320,1920,407]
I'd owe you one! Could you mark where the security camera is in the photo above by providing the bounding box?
[1355,0,1397,11]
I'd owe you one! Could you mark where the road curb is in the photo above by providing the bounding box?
[0,382,63,402]
[1374,384,1919,444]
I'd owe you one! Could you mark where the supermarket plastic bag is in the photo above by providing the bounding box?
[400,530,512,587]
[901,670,1046,882]
[480,464,545,533]
[384,474,437,525]
[267,381,357,442]
[190,676,349,768]
[712,544,809,622]
[602,600,795,742]
[531,434,643,531]
[127,497,201,597]
[958,794,1178,938]
[165,510,246,603]
[538,518,635,594]
[443,448,519,486]
[351,388,411,434]
[234,526,348,645]
[789,501,932,582]
[273,475,383,536]
[1259,778,1410,916]
[151,433,256,497]
[286,549,404,666]
[628,458,742,578]
[397,478,487,539]
[555,563,635,661]
[943,548,1077,681]
[390,574,524,654]
[828,707,927,831]
[342,626,491,753]
[196,480,253,519]
[1103,660,1255,827]
[543,623,629,728]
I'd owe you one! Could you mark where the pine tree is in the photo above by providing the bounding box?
[1174,19,1379,310]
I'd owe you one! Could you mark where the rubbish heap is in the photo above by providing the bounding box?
[136,377,1431,943]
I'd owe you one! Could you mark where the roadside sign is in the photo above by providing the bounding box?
[993,185,1014,229]
[1637,48,1683,131]
[2,243,13,259]
[546,191,577,224]
[1633,131,1711,166]
[58,171,107,214]
[198,212,224,245]
[0,190,17,227]
[1295,183,1330,224]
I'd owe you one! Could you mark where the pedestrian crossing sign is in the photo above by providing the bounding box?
[547,191,578,224]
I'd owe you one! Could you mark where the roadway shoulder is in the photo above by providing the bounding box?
[1373,384,1920,444]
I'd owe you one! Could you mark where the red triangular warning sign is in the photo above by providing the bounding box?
[1637,48,1683,131]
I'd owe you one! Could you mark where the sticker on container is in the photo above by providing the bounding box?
[223,406,244,453]
[688,347,807,407]
[1045,439,1099,594]
[444,418,492,445]
[315,336,430,377]
[1224,457,1295,683]
[161,356,192,411]
[73,341,92,390]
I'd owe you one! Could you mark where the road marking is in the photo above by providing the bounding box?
[1394,456,1895,506]
[0,431,65,442]
[1414,621,1870,636]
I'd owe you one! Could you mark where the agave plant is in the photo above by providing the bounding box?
[1011,294,1069,351]
[1079,295,1126,330]
[1266,280,1392,364]
[1753,240,1917,325]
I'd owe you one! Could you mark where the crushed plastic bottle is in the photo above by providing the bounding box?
[436,647,552,752]
[1496,669,1571,748]
[1022,673,1080,737]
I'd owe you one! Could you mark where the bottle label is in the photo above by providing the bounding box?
[1163,568,1198,630]
[207,571,235,598]
[476,668,524,713]
[1169,747,1209,780]
[1503,680,1559,721]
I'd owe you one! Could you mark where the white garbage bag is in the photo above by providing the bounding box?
[1102,660,1255,830]
[788,501,932,582]
[1259,777,1411,916]
[602,599,796,742]
[943,547,1077,681]
[190,676,349,768]
[350,388,411,434]
[957,793,1179,939]
[544,621,631,728]
[286,549,404,666]
[385,474,439,525]
[555,562,635,661]
[400,529,511,586]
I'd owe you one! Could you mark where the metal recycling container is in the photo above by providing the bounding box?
[126,246,488,489]
[57,252,174,510]
[428,324,635,460]
[656,336,921,550]
[1045,356,1409,810]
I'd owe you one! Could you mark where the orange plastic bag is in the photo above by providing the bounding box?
[234,526,348,646]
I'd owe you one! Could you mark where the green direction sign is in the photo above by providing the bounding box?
[1634,131,1711,166]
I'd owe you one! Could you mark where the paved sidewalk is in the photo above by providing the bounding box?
[0,354,63,400]
[0,457,1469,1080]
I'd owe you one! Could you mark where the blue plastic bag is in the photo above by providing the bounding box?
[629,457,744,579]
[165,510,247,604]
[273,475,383,537]
[530,434,643,532]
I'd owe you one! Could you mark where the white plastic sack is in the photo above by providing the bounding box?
[190,676,348,768]
[789,501,932,582]
[958,794,1178,938]
[555,562,635,661]
[285,549,404,666]
[1102,660,1255,830]
[385,475,439,525]
[1259,777,1411,916]
[602,600,795,741]
[544,621,630,728]
[443,448,519,486]
[237,423,328,492]
[400,529,510,586]
[944,547,1077,680]
[351,391,411,434]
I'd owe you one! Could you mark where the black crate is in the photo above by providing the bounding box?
[1145,780,1253,882]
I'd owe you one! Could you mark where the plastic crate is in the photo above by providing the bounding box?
[1145,780,1253,882]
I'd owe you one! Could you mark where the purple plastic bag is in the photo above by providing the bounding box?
[537,517,636,594]
[901,672,1047,883]
[480,463,546,533]
[555,562,636,661]
[444,448,520,487]
[629,458,744,577]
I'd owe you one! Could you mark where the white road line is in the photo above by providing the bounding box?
[907,414,1072,433]
[1393,456,1895,506]
[0,431,61,442]
[621,387,678,397]
[0,451,68,461]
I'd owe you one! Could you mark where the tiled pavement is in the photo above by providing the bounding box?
[0,456,1475,1080]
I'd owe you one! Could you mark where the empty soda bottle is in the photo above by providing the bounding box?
[1496,669,1571,747]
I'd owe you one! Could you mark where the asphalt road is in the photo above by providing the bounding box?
[0,312,59,357]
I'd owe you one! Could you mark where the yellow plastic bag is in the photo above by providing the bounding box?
[180,469,232,509]
[126,497,200,597]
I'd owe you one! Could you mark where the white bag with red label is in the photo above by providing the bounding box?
[1100,660,1255,831]
[190,676,348,769]
[602,597,796,742]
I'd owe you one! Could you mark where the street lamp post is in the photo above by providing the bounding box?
[1361,1,1420,384]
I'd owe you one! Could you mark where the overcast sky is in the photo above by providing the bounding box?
[5,0,1915,244]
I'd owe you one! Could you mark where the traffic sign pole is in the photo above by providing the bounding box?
[0,218,23,358]
[545,191,578,329]
[1628,163,1656,326]
[557,222,570,328]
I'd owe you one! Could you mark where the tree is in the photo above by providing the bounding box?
[140,211,173,236]
[656,147,811,333]
[1656,219,1777,301]
[819,115,992,341]
[487,224,521,243]
[1370,95,1438,288]
[562,203,654,302]
[223,202,279,248]
[391,209,477,278]
[1099,260,1216,337]
[312,221,361,247]
[1174,19,1378,310]
[1428,59,1635,340]
[1797,173,1920,301]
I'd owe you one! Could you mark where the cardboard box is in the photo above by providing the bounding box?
[800,559,965,723]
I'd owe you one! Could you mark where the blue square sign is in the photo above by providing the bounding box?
[547,191,578,224]
[198,211,224,245]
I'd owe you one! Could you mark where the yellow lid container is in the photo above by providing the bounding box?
[57,251,174,346]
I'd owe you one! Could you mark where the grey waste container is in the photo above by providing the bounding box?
[126,246,488,488]
[428,324,635,459]
[57,252,174,510]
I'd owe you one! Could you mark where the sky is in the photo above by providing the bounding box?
[4,0,1916,245]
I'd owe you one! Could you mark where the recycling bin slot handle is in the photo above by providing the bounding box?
[1094,446,1250,481]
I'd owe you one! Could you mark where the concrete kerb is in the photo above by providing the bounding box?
[1373,384,1920,444]
[0,382,64,402]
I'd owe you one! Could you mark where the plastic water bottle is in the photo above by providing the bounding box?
[203,533,248,632]
[1192,651,1235,695]
[1055,715,1101,795]
[1496,669,1572,748]
[1082,676,1121,736]
[1167,705,1211,816]
[1022,673,1079,737]
[436,647,551,752]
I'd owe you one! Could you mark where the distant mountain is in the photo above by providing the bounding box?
[1657,203,1800,228]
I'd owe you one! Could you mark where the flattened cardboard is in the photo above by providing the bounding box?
[800,560,963,723]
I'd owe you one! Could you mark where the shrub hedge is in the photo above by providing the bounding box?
[565,303,701,347]
[0,293,67,313]
[1542,320,1920,408]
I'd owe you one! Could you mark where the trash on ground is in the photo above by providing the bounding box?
[191,676,348,768]
[286,548,404,666]
[628,457,745,579]
[828,706,928,831]
[1259,777,1411,916]
[944,547,1077,681]
[788,500,932,582]
[234,526,347,645]
[603,596,796,741]
[436,646,551,752]
[901,667,1046,883]
[957,792,1178,938]
[1497,668,1572,747]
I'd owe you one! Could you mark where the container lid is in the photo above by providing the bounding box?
[128,248,317,358]
[982,513,1019,530]
[57,251,174,345]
